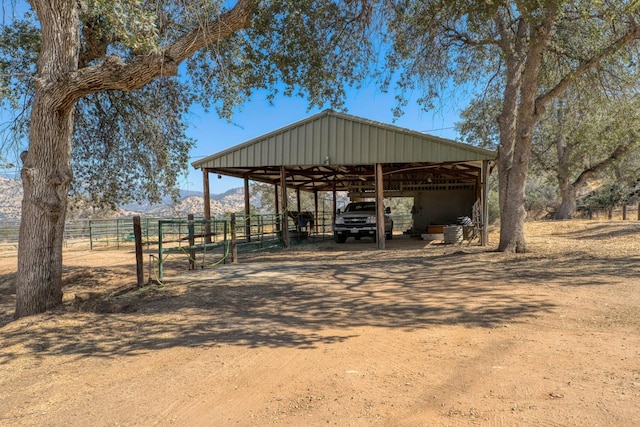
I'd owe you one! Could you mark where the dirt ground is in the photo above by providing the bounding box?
[1,220,639,426]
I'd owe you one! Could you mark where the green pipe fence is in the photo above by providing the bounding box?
[1,210,414,254]
[156,218,230,280]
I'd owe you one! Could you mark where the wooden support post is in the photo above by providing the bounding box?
[133,215,145,287]
[230,213,238,263]
[481,160,490,246]
[280,166,290,248]
[314,190,319,235]
[89,220,93,250]
[475,169,482,213]
[375,163,385,249]
[623,204,627,220]
[244,177,251,243]
[202,169,212,244]
[295,187,302,235]
[332,186,337,234]
[187,214,195,270]
[274,184,281,232]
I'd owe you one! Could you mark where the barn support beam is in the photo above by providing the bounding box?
[244,177,251,243]
[375,163,385,249]
[280,166,290,248]
[202,168,211,244]
[314,190,319,235]
[332,185,337,237]
[296,187,302,228]
[481,160,490,246]
[274,184,280,232]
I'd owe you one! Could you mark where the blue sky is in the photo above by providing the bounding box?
[183,84,464,194]
[0,82,464,194]
[0,2,467,195]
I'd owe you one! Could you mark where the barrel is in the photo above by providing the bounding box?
[443,225,463,244]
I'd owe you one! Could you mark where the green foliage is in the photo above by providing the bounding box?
[187,0,375,119]
[250,182,337,215]
[380,0,502,115]
[0,19,39,167]
[487,183,500,224]
[0,19,39,107]
[456,87,502,150]
[1,1,377,209]
[0,14,195,208]
[80,0,160,53]
[385,197,412,217]
[546,95,637,154]
[72,78,195,207]
[578,182,631,216]
[524,174,559,218]
[459,61,640,218]
[381,1,640,121]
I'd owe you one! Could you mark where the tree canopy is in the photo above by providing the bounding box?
[380,0,640,251]
[2,0,378,318]
[1,0,376,208]
[458,83,640,219]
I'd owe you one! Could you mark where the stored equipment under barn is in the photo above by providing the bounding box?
[192,110,496,249]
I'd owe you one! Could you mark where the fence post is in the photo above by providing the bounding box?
[158,221,164,280]
[133,216,144,287]
[223,220,228,264]
[623,204,627,220]
[89,220,93,250]
[188,214,195,270]
[230,214,238,263]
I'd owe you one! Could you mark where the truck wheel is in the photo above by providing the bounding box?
[335,234,347,243]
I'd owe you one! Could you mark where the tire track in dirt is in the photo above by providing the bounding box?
[393,326,524,425]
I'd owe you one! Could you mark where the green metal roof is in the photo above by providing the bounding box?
[192,110,496,194]
[193,110,495,169]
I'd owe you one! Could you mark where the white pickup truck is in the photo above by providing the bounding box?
[333,202,393,243]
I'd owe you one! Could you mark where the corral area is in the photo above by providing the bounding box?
[1,220,639,426]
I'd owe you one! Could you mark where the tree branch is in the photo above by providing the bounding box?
[442,26,496,47]
[78,16,114,67]
[54,0,258,110]
[572,144,629,189]
[537,18,640,110]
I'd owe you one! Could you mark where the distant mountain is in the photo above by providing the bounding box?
[118,187,249,218]
[0,176,252,223]
[0,176,22,224]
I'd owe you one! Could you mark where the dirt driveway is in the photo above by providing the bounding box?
[1,221,639,426]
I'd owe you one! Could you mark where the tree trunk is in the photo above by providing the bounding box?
[496,6,558,253]
[554,115,576,220]
[498,76,539,252]
[556,185,577,219]
[496,53,529,253]
[556,164,577,219]
[497,146,529,252]
[14,1,78,318]
[16,104,74,317]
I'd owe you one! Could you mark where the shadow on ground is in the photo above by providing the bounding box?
[2,236,639,363]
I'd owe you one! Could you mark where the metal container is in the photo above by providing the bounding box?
[443,225,463,244]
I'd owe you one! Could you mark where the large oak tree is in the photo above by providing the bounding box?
[380,0,640,252]
[3,0,375,318]
[534,92,640,219]
[458,87,640,220]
